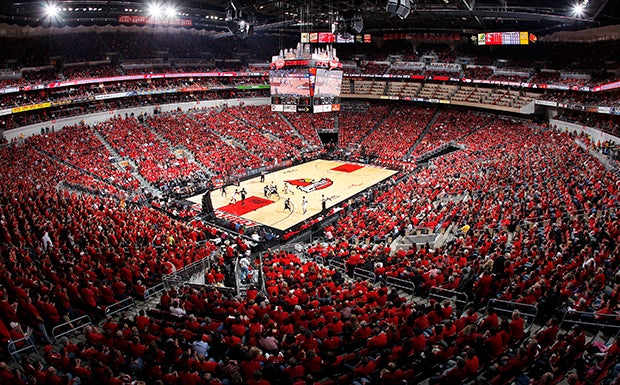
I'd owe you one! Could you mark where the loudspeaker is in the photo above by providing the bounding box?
[386,0,399,14]
[396,0,411,19]
[351,17,364,34]
[386,0,411,19]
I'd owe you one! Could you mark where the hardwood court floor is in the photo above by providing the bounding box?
[188,159,397,231]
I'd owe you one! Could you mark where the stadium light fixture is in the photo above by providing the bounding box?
[572,0,590,16]
[44,2,60,18]
[148,3,163,18]
[164,4,177,18]
[573,3,584,16]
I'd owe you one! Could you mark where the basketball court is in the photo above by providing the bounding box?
[187,159,398,231]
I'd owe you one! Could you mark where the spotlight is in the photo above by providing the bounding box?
[573,0,590,16]
[573,3,584,16]
[44,2,60,18]
[148,3,163,18]
[164,5,177,18]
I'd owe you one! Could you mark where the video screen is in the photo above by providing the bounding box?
[269,69,311,96]
[314,69,343,97]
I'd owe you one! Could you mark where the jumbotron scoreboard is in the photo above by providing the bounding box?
[269,44,343,113]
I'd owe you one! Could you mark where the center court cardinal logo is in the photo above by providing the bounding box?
[285,178,333,193]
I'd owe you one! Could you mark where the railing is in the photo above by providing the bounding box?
[104,297,137,320]
[386,275,416,301]
[144,282,167,302]
[313,255,325,266]
[51,315,93,342]
[257,252,267,294]
[429,287,469,317]
[328,259,346,273]
[162,252,216,287]
[353,267,376,284]
[487,299,538,334]
[7,335,40,366]
[560,310,620,338]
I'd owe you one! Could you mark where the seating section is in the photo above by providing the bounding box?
[417,83,458,100]
[0,104,618,385]
[283,112,333,148]
[336,104,392,153]
[359,105,436,160]
[411,109,487,157]
[386,82,422,98]
[349,80,387,97]
[146,112,263,178]
[228,105,323,154]
[96,116,204,188]
[194,108,298,165]
[451,86,533,109]
[28,124,141,192]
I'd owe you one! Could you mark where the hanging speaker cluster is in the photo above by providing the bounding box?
[332,11,364,37]
[385,0,411,19]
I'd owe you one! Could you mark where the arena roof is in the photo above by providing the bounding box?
[2,0,620,34]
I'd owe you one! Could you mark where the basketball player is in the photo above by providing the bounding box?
[284,197,292,212]
[302,196,308,214]
[240,188,247,205]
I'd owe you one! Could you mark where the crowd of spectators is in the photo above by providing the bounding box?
[359,105,435,160]
[555,110,620,138]
[146,111,263,180]
[462,66,494,80]
[0,33,616,136]
[1,89,269,131]
[540,90,620,108]
[0,33,618,385]
[27,123,141,192]
[336,104,392,154]
[279,112,331,149]
[486,74,530,83]
[0,75,266,110]
[96,116,205,189]
[61,64,120,80]
[197,108,298,166]
[226,106,317,154]
[0,101,618,385]
[410,109,487,157]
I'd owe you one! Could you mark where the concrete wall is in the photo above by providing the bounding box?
[550,118,619,145]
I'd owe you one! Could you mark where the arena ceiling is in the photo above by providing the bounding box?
[2,0,619,34]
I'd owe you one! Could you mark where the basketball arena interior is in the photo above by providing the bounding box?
[0,0,619,384]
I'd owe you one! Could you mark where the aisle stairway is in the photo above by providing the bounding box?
[92,129,161,196]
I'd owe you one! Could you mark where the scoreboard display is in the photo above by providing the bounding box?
[270,68,343,113]
[477,31,530,45]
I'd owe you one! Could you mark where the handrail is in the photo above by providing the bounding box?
[560,309,620,338]
[487,299,538,333]
[7,335,40,366]
[314,255,325,266]
[353,267,376,284]
[104,297,137,319]
[429,287,469,317]
[328,259,346,273]
[162,252,216,287]
[51,315,93,342]
[144,282,167,301]
[258,252,267,294]
[386,275,416,302]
